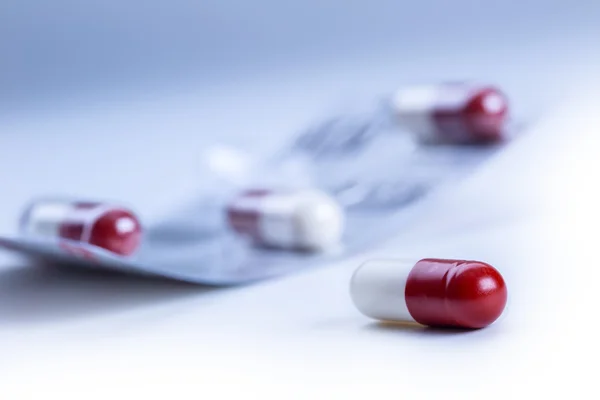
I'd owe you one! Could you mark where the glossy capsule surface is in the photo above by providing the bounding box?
[19,199,143,256]
[391,82,509,144]
[226,188,344,251]
[350,258,507,329]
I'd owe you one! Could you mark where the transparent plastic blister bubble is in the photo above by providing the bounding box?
[273,86,519,210]
[0,83,526,286]
[0,194,346,286]
[0,151,349,285]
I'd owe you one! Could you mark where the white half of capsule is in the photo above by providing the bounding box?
[20,201,112,243]
[232,190,345,251]
[350,259,420,322]
[390,84,476,142]
[21,201,72,238]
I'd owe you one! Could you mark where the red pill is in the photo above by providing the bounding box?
[225,188,344,251]
[19,199,142,256]
[350,258,507,329]
[391,82,509,144]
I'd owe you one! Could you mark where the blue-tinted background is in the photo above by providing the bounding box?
[2,0,599,115]
[1,2,600,394]
[1,0,599,244]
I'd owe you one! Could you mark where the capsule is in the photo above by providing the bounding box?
[19,199,143,256]
[391,82,509,144]
[350,258,507,329]
[225,188,344,251]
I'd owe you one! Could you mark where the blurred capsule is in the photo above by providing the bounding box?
[19,199,142,256]
[350,258,507,329]
[226,189,344,251]
[391,82,509,144]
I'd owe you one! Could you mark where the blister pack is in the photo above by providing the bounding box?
[0,81,527,285]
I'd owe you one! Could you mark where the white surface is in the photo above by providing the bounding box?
[2,9,600,397]
[1,85,599,397]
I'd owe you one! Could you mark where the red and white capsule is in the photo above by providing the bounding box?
[391,82,509,144]
[350,258,507,329]
[19,199,143,256]
[225,188,344,251]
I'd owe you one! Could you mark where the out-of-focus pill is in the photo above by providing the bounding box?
[225,188,344,251]
[19,199,143,256]
[391,82,509,144]
[350,258,507,329]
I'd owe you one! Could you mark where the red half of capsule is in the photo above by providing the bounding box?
[463,87,509,142]
[89,209,142,256]
[405,259,507,329]
[433,87,509,144]
[59,206,142,256]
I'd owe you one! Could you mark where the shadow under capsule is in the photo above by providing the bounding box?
[362,320,479,336]
[0,257,225,327]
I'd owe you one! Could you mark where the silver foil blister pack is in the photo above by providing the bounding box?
[0,84,524,285]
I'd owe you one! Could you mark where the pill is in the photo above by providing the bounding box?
[19,199,143,256]
[350,258,507,329]
[226,188,344,251]
[391,82,509,144]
